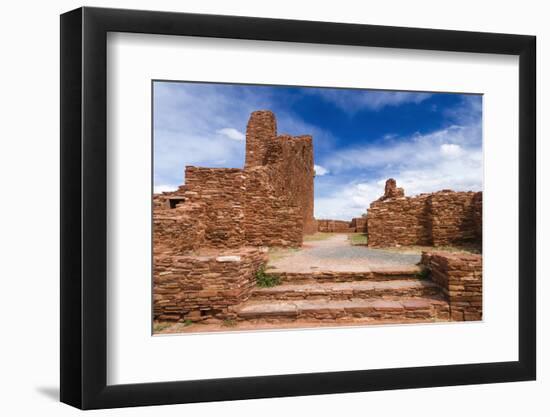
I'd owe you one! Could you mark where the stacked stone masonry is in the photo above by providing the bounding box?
[350,217,368,233]
[421,251,482,321]
[317,218,367,233]
[317,219,356,233]
[154,110,315,249]
[153,202,206,254]
[153,110,316,321]
[154,248,268,321]
[366,179,482,248]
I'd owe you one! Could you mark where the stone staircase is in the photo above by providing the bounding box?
[232,267,451,325]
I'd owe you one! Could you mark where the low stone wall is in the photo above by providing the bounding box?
[153,202,206,254]
[350,217,367,233]
[367,194,431,247]
[154,247,268,321]
[317,219,354,233]
[366,179,482,248]
[421,251,482,321]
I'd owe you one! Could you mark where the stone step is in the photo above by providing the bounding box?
[250,279,442,301]
[269,266,423,284]
[234,296,450,322]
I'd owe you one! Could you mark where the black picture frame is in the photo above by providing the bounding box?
[60,6,536,410]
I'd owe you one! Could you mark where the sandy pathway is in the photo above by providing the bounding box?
[268,234,420,273]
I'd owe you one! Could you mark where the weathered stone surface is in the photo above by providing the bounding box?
[379,178,405,201]
[233,297,449,321]
[153,202,206,254]
[250,280,441,301]
[152,113,483,330]
[317,219,355,233]
[153,247,267,321]
[366,179,482,248]
[153,110,314,249]
[350,217,368,233]
[317,217,367,233]
[421,251,482,322]
[153,110,315,322]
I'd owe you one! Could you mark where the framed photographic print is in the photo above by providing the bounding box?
[60,6,536,409]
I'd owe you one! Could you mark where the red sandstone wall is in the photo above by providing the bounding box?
[366,180,482,248]
[430,191,480,246]
[472,191,483,242]
[265,134,316,235]
[421,251,482,321]
[367,194,432,247]
[153,203,206,254]
[317,219,355,233]
[244,166,303,247]
[244,111,315,237]
[350,217,368,233]
[184,167,246,249]
[152,111,316,322]
[154,111,315,250]
[244,110,277,168]
[154,248,268,321]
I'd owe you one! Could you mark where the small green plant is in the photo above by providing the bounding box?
[415,268,430,280]
[153,322,172,333]
[255,265,281,288]
[182,319,193,327]
[348,233,368,246]
[303,232,333,242]
[222,319,237,328]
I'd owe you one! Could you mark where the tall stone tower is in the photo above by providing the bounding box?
[243,110,316,235]
[244,110,277,168]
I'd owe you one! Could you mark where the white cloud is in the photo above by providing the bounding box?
[153,81,343,188]
[154,184,178,194]
[154,83,482,222]
[313,97,482,220]
[322,122,481,174]
[315,182,380,220]
[153,82,269,186]
[217,127,245,141]
[310,90,432,113]
[314,146,483,220]
[440,143,463,158]
[314,164,329,176]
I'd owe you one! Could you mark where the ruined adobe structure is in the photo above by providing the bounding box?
[153,110,315,321]
[155,110,316,248]
[153,110,483,325]
[366,179,482,248]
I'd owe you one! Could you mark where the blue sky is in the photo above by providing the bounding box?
[153,81,482,220]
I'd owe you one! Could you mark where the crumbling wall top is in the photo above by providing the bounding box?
[378,178,405,201]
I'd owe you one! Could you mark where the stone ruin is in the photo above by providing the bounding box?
[317,217,368,233]
[379,178,404,201]
[154,110,316,248]
[153,111,483,325]
[366,179,482,248]
[153,110,315,321]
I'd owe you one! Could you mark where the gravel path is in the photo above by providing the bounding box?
[269,234,421,273]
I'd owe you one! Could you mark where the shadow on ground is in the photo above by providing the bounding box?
[35,386,59,401]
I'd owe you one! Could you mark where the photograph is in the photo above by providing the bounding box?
[152,81,483,334]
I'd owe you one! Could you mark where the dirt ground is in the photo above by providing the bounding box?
[267,233,421,273]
